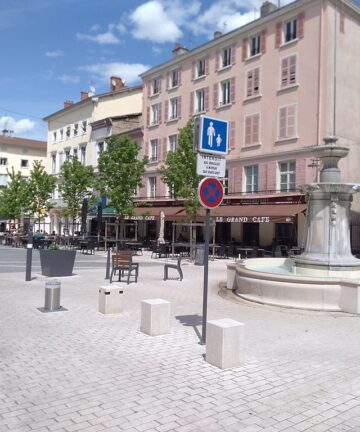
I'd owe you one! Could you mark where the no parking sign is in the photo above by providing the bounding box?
[198,177,224,209]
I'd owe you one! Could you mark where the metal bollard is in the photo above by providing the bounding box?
[44,280,61,311]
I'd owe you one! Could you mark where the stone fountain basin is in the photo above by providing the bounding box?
[228,258,360,313]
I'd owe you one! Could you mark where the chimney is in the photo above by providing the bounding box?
[80,91,89,101]
[213,31,222,39]
[64,100,74,109]
[260,1,277,17]
[172,43,189,58]
[110,76,125,92]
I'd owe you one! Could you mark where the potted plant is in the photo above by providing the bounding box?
[39,243,76,277]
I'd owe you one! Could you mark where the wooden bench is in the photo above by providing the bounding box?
[110,251,139,284]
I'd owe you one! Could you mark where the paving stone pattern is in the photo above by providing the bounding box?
[1,247,360,431]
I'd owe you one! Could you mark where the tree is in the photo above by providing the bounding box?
[27,160,56,229]
[59,156,95,234]
[97,135,148,238]
[160,119,201,219]
[0,168,29,226]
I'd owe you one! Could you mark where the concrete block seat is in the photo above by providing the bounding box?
[164,256,183,281]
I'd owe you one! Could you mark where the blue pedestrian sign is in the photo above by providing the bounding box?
[199,115,229,156]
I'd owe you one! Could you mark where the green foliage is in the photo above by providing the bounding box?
[160,119,201,219]
[59,156,94,219]
[27,160,56,221]
[49,243,60,251]
[97,135,148,217]
[0,168,29,220]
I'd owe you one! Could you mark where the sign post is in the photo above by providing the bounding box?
[198,177,224,344]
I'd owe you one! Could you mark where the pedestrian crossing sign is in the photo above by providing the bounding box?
[199,115,229,156]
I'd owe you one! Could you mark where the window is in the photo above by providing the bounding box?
[58,152,63,168]
[80,147,86,165]
[169,98,178,120]
[279,161,296,192]
[52,132,57,143]
[221,47,232,68]
[197,59,206,77]
[245,165,259,193]
[281,55,297,87]
[73,148,78,158]
[221,169,229,196]
[151,104,160,125]
[169,69,179,88]
[81,121,87,134]
[152,77,160,95]
[250,35,260,57]
[97,142,104,157]
[220,80,231,105]
[244,114,260,146]
[150,139,158,162]
[66,126,71,139]
[278,104,297,139]
[169,135,177,152]
[51,154,56,174]
[21,159,29,168]
[0,158,7,166]
[246,68,260,98]
[65,149,71,160]
[59,129,64,141]
[195,89,205,113]
[0,174,8,187]
[284,18,297,42]
[73,123,78,137]
[149,177,157,198]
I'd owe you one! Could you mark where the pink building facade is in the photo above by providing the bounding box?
[139,0,360,248]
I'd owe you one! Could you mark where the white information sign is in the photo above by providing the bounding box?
[196,153,226,178]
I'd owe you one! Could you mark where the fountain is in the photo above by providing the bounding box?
[229,137,360,314]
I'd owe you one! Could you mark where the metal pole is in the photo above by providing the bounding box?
[25,225,33,282]
[105,247,111,279]
[201,209,211,344]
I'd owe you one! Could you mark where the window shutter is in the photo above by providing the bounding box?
[279,107,287,139]
[146,81,151,98]
[261,29,267,54]
[215,50,220,71]
[158,76,162,93]
[298,12,305,39]
[146,107,150,127]
[204,87,209,112]
[245,116,252,145]
[145,140,149,157]
[340,11,345,33]
[205,56,209,74]
[230,77,236,104]
[231,42,236,65]
[287,105,296,137]
[253,114,260,143]
[246,71,253,98]
[254,68,260,95]
[191,61,195,80]
[178,67,182,86]
[233,167,242,194]
[162,137,167,161]
[229,121,235,150]
[275,22,282,48]
[178,96,182,119]
[166,72,170,90]
[242,38,248,61]
[281,57,289,87]
[190,92,194,116]
[158,102,162,124]
[165,100,169,121]
[213,83,218,109]
[289,55,296,84]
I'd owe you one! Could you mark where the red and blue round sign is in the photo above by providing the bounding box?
[198,177,224,209]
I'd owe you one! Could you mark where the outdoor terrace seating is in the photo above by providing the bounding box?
[110,251,139,284]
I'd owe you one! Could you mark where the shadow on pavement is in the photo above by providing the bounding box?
[175,314,203,342]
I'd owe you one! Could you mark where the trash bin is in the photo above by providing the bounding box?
[44,280,61,311]
[195,244,205,266]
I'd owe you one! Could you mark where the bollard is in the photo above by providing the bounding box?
[98,286,124,314]
[44,280,61,311]
[140,299,170,336]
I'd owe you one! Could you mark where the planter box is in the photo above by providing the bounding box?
[39,250,76,277]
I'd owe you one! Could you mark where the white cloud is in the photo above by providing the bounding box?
[0,116,35,135]
[57,75,80,84]
[130,1,182,43]
[45,50,63,58]
[76,30,120,44]
[79,62,150,85]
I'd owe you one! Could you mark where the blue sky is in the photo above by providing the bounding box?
[0,0,359,141]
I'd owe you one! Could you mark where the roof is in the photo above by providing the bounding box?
[0,134,47,150]
[43,84,143,122]
[140,0,360,79]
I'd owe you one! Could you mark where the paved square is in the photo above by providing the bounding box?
[1,247,360,431]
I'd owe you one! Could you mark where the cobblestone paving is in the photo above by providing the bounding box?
[1,248,360,431]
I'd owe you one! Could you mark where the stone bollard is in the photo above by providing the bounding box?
[44,280,61,311]
[206,318,245,369]
[98,286,124,314]
[140,299,170,336]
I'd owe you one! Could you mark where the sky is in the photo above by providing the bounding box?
[0,0,359,141]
